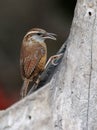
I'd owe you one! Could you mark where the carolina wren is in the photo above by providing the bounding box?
[20,28,56,98]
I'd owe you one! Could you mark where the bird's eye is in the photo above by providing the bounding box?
[37,33,42,36]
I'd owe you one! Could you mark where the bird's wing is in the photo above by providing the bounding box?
[20,43,45,79]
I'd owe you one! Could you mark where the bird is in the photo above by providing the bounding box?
[20,28,56,98]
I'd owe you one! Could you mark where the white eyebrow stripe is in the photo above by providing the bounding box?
[25,31,39,37]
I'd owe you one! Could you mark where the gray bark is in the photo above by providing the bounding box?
[0,0,97,129]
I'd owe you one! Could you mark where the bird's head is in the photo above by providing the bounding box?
[24,28,56,43]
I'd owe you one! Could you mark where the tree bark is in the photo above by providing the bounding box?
[0,0,97,129]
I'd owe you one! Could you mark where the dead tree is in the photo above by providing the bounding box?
[0,0,97,129]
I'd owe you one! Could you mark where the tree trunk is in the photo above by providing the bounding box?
[0,0,97,129]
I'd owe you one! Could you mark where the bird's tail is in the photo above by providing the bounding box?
[20,79,30,98]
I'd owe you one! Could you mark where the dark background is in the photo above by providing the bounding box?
[0,0,76,109]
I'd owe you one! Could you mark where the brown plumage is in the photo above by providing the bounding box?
[20,28,56,98]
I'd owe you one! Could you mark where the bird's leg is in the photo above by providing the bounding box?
[44,53,63,69]
[27,75,41,95]
[20,79,30,98]
[28,53,63,95]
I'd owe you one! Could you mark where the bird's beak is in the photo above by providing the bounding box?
[44,32,57,40]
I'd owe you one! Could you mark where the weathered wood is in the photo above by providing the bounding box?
[0,0,97,129]
[0,86,53,130]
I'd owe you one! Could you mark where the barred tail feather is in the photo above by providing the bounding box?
[20,79,30,98]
